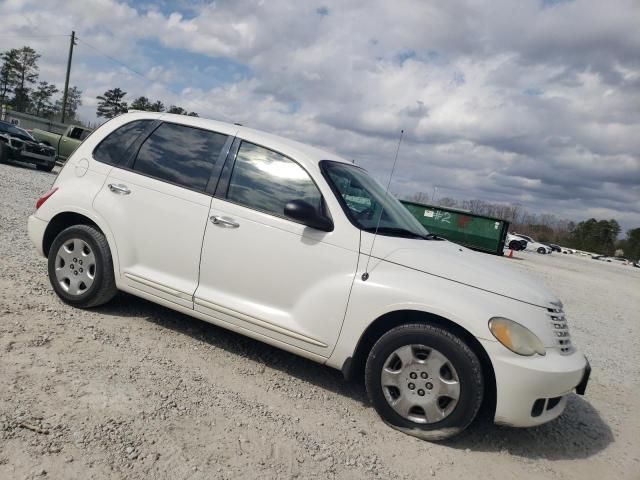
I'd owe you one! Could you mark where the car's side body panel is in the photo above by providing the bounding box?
[93,167,213,308]
[326,252,560,370]
[196,197,360,356]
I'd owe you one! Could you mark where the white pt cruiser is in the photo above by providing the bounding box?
[28,112,589,440]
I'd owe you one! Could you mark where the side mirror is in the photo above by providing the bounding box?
[284,200,333,232]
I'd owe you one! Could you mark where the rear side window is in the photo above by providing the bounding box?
[132,123,228,191]
[226,141,322,218]
[93,120,152,166]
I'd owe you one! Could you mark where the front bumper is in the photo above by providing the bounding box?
[480,338,589,427]
[28,215,48,257]
[20,150,55,166]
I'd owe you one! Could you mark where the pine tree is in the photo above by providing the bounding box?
[54,86,82,121]
[31,81,59,116]
[96,88,128,119]
[0,49,19,107]
[130,96,152,111]
[12,46,41,112]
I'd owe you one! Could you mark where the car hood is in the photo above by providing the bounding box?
[375,238,560,308]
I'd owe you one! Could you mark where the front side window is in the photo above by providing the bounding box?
[93,120,153,166]
[226,142,322,218]
[133,123,228,191]
[322,161,429,239]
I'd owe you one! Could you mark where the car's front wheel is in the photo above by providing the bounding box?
[537,247,546,254]
[48,225,117,308]
[36,163,55,172]
[365,323,484,441]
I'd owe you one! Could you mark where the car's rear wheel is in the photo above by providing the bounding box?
[0,142,9,164]
[508,240,522,251]
[47,225,117,308]
[537,247,546,254]
[365,323,484,441]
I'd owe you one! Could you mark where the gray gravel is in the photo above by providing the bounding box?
[0,161,638,479]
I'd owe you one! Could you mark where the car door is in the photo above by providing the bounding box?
[60,127,82,159]
[194,140,360,357]
[93,120,234,308]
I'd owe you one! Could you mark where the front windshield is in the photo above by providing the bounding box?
[16,127,36,142]
[322,161,429,239]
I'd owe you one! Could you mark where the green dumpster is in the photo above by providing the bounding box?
[401,200,510,255]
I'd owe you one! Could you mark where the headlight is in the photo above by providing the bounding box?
[488,317,546,356]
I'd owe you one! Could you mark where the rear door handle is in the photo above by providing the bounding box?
[108,183,131,195]
[210,215,239,228]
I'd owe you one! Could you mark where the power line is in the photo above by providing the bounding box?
[75,37,181,95]
[0,34,69,38]
[75,38,150,82]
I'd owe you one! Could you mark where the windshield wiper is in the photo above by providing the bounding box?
[424,233,443,240]
[363,226,430,239]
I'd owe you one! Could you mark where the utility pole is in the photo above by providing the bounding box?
[61,31,77,124]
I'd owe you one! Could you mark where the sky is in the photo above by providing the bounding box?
[1,0,639,232]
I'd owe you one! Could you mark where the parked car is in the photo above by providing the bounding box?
[0,121,56,171]
[543,243,562,253]
[31,124,93,163]
[27,112,590,440]
[512,233,552,254]
[505,233,527,251]
[597,256,630,265]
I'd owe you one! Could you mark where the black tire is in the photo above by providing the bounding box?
[365,323,484,441]
[36,163,55,172]
[0,142,8,164]
[47,225,117,308]
[537,247,546,254]
[508,240,522,251]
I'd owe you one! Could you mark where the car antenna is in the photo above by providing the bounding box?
[362,129,404,281]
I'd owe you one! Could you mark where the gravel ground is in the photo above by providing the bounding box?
[1,161,639,480]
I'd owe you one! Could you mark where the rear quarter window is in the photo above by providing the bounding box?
[131,122,229,192]
[93,120,154,166]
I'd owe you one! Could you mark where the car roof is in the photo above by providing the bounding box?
[126,112,354,171]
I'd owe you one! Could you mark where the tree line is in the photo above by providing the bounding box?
[1,46,82,121]
[405,192,639,260]
[95,88,198,119]
[1,45,199,123]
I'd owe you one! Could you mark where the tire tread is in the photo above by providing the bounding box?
[48,224,117,308]
[365,322,484,440]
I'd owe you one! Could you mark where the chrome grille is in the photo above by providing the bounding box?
[547,307,573,355]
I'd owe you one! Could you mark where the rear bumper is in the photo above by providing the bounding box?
[27,215,48,257]
[480,339,588,427]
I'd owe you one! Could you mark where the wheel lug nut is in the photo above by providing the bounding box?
[409,372,417,379]
[408,382,415,390]
[421,372,428,379]
[74,271,78,276]
[426,382,433,390]
[79,260,83,265]
[417,389,425,396]
[79,268,83,273]
[73,258,77,262]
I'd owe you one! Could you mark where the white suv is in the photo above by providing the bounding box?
[28,112,589,440]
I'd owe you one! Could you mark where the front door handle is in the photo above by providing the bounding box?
[108,183,131,195]
[210,215,239,228]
